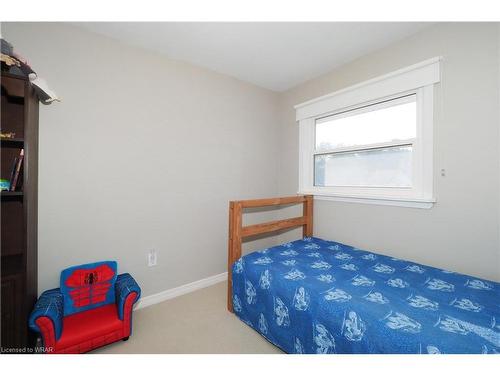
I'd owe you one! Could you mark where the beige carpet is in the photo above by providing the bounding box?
[93,281,283,354]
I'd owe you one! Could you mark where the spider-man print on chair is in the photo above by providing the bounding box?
[61,261,117,315]
[29,261,141,354]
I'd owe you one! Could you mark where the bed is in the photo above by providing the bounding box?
[227,195,500,354]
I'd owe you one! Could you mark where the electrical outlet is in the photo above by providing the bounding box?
[148,249,157,267]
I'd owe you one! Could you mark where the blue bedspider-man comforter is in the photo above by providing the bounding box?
[231,237,500,354]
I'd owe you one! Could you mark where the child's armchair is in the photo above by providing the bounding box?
[29,261,141,354]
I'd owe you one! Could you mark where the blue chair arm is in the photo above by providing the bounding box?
[28,288,64,341]
[115,273,141,320]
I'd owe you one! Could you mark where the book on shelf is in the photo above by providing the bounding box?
[10,148,24,191]
[8,156,18,189]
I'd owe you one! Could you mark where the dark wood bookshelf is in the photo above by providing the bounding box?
[1,137,25,145]
[0,71,28,81]
[1,71,39,351]
[1,191,24,197]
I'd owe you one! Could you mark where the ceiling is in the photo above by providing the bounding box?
[74,22,434,92]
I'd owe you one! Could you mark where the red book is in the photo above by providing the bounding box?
[10,148,24,191]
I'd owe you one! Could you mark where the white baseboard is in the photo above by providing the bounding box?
[134,272,228,310]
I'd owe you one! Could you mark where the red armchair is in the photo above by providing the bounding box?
[29,262,141,354]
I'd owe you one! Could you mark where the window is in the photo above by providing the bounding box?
[314,94,416,188]
[296,58,440,208]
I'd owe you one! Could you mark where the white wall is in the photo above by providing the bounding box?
[1,22,281,296]
[278,23,500,282]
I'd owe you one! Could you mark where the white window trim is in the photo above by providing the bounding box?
[296,57,441,209]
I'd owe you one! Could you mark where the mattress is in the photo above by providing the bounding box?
[231,237,500,354]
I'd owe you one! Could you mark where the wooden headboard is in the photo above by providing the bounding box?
[227,195,313,312]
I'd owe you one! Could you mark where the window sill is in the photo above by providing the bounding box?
[298,191,435,209]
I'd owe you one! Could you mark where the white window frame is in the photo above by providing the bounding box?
[296,57,441,209]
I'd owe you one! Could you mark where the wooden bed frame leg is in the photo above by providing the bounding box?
[227,202,234,312]
[303,195,313,238]
[227,201,242,312]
